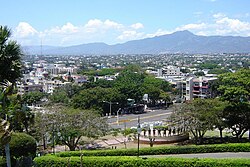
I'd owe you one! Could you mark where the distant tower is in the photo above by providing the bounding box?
[40,39,43,56]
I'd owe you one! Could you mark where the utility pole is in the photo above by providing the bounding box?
[137,116,141,157]
[103,101,118,116]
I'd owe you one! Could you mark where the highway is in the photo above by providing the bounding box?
[108,108,173,129]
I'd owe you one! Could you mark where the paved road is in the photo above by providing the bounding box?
[108,108,173,129]
[143,152,250,159]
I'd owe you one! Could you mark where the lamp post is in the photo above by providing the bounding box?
[52,122,55,154]
[137,116,141,157]
[103,101,118,116]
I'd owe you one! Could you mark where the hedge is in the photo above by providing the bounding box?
[34,156,250,167]
[55,143,250,157]
[8,132,37,158]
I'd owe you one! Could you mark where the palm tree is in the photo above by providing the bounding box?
[0,26,23,166]
[0,80,13,167]
[0,25,23,84]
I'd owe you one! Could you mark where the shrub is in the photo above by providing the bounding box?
[0,133,37,159]
[0,157,5,167]
[55,143,250,157]
[34,156,250,167]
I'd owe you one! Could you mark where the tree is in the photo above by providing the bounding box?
[171,99,224,144]
[142,75,170,106]
[0,26,23,167]
[115,69,144,103]
[22,91,46,106]
[42,107,108,151]
[194,71,205,76]
[159,91,170,106]
[0,81,14,167]
[7,94,35,133]
[217,69,250,139]
[0,26,23,84]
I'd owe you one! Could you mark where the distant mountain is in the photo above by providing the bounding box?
[23,30,250,55]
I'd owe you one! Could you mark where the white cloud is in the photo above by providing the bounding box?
[117,30,144,40]
[15,22,38,38]
[13,14,250,46]
[145,29,173,38]
[50,22,79,34]
[176,23,207,31]
[84,19,123,32]
[215,17,250,33]
[213,13,226,19]
[14,19,141,45]
[149,13,250,37]
[130,23,144,29]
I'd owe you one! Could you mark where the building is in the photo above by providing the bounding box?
[17,83,43,94]
[157,66,181,77]
[184,76,217,101]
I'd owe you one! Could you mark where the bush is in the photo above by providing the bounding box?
[55,143,250,157]
[0,157,5,167]
[34,156,250,167]
[0,133,37,159]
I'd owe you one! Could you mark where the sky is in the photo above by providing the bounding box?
[1,0,250,46]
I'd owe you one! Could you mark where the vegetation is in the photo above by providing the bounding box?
[31,107,108,151]
[171,98,228,144]
[0,26,23,84]
[7,133,37,158]
[50,65,171,115]
[217,69,250,139]
[79,68,122,76]
[34,156,250,167]
[22,91,47,106]
[0,133,36,167]
[55,143,250,157]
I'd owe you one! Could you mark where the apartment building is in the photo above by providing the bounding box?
[184,76,217,101]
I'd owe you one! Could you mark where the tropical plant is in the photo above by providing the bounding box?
[0,26,23,84]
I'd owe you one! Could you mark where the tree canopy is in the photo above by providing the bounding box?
[216,69,250,139]
[0,26,23,84]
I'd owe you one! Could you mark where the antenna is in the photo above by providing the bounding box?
[40,39,43,56]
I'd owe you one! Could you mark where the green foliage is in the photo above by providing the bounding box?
[34,154,250,167]
[217,69,250,138]
[194,71,205,76]
[0,157,5,167]
[91,79,114,88]
[49,84,81,105]
[208,68,230,74]
[0,133,37,158]
[115,68,145,103]
[49,90,69,104]
[0,26,23,84]
[198,63,218,69]
[80,68,122,76]
[121,128,137,136]
[71,87,124,112]
[36,107,108,151]
[54,143,250,157]
[22,91,46,105]
[218,69,250,103]
[172,99,228,144]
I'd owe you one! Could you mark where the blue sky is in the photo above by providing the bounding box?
[1,0,250,46]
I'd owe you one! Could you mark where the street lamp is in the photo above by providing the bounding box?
[103,101,118,116]
[137,116,141,157]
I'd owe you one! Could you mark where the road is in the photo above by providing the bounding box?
[143,152,250,159]
[108,108,173,129]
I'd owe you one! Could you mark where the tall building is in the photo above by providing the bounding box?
[184,76,217,101]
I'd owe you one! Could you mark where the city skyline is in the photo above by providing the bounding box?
[1,0,250,46]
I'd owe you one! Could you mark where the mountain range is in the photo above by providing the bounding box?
[23,30,250,55]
